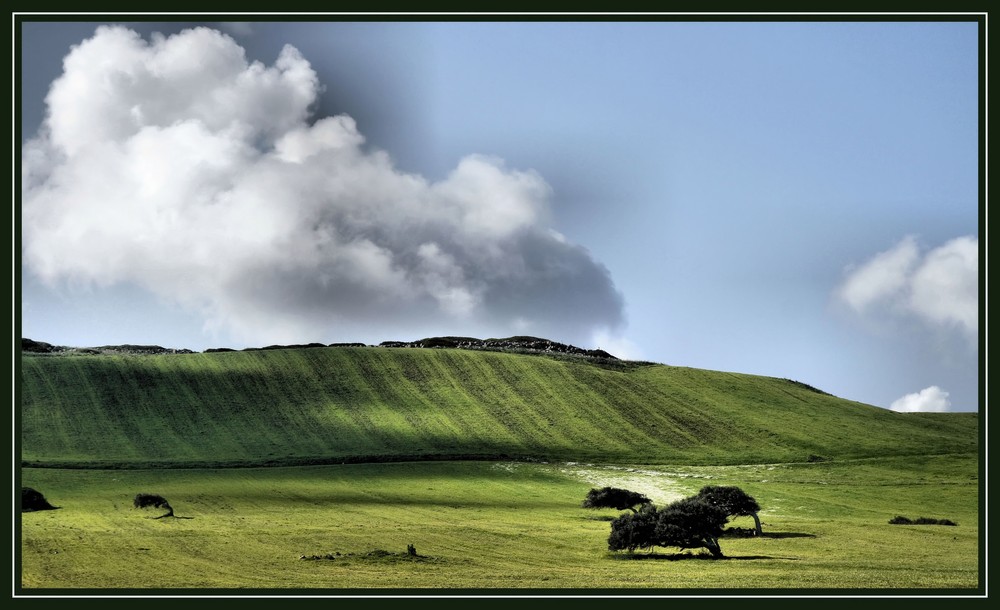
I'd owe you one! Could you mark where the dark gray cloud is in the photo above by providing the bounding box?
[21,25,624,346]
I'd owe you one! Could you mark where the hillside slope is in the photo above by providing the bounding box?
[20,346,977,467]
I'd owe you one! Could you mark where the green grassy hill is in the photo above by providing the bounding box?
[20,346,977,468]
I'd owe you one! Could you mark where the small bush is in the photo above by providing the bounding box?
[300,553,340,561]
[133,493,174,517]
[301,548,430,563]
[889,515,957,526]
[22,487,57,512]
[583,487,652,513]
[134,493,171,509]
[914,517,958,526]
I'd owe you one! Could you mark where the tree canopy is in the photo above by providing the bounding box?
[133,493,174,518]
[697,485,763,535]
[582,487,652,513]
[22,487,56,512]
[608,496,729,557]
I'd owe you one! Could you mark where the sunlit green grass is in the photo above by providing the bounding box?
[20,348,978,467]
[19,347,980,591]
[20,455,978,591]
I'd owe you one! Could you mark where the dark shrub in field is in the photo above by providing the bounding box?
[915,517,957,526]
[890,515,957,526]
[583,487,652,513]
[22,487,57,512]
[134,493,174,517]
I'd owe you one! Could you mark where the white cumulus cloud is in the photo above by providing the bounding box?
[21,26,625,346]
[837,235,978,339]
[889,386,953,412]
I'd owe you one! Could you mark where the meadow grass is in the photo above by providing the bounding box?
[21,348,979,467]
[20,455,979,591]
[19,347,980,593]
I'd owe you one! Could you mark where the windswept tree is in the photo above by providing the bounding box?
[607,504,660,552]
[655,496,728,557]
[608,496,729,558]
[697,485,762,536]
[133,493,174,518]
[582,487,652,513]
[22,487,57,512]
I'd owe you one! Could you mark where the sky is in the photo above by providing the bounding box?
[17,17,982,413]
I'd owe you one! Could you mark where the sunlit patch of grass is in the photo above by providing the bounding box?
[20,456,978,590]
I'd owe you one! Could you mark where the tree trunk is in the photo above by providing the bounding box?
[751,512,762,536]
[704,537,724,558]
[153,504,175,519]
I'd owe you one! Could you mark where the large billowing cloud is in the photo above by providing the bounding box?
[837,235,978,339]
[889,386,953,413]
[21,26,625,346]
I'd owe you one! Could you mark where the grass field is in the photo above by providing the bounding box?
[20,347,978,467]
[21,454,978,590]
[18,346,982,592]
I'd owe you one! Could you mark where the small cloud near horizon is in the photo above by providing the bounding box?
[889,385,953,412]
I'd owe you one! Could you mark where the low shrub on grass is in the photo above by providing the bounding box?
[133,493,174,518]
[889,515,957,526]
[22,487,57,512]
[582,487,652,513]
[299,548,431,563]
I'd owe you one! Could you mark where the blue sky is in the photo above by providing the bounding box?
[18,18,981,412]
